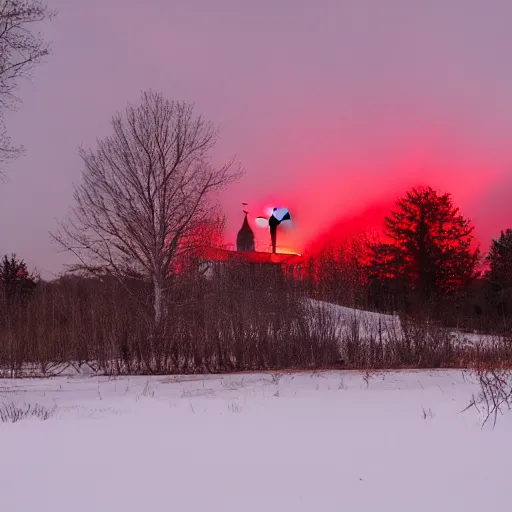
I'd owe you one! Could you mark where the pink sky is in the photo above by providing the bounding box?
[1,0,512,276]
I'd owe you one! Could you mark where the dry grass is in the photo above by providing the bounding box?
[0,402,57,423]
[1,268,512,376]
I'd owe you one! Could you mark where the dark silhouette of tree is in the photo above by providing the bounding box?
[486,229,512,318]
[0,253,37,303]
[487,229,512,287]
[369,186,479,304]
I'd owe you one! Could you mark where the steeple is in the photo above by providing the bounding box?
[236,210,255,252]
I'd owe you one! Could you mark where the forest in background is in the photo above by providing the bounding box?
[1,2,512,376]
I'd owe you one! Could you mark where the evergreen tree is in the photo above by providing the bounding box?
[486,229,512,289]
[486,229,512,318]
[0,254,37,304]
[369,187,479,302]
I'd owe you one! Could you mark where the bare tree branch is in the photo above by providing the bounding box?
[0,0,56,173]
[52,90,243,327]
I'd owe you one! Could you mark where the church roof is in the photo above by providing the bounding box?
[195,247,302,266]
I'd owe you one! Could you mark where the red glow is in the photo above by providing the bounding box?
[223,150,512,258]
[195,247,302,265]
[305,200,395,256]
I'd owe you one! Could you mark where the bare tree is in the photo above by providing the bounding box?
[463,368,512,429]
[53,91,242,328]
[0,0,55,171]
[306,230,375,308]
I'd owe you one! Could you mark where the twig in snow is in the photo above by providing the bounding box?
[462,368,512,429]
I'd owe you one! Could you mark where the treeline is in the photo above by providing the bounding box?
[306,187,512,334]
[1,252,512,376]
[0,263,339,375]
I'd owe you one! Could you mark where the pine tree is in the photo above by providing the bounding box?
[485,229,512,320]
[369,187,479,301]
[0,254,37,304]
[486,229,512,290]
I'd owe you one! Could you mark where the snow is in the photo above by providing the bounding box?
[309,299,504,346]
[308,299,403,341]
[1,370,511,511]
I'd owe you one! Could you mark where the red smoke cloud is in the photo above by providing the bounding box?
[305,200,394,255]
[225,149,512,256]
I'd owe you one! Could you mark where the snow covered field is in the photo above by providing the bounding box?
[1,371,511,511]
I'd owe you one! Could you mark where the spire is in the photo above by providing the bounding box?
[236,210,255,252]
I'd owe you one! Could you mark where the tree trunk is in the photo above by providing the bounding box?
[153,275,165,327]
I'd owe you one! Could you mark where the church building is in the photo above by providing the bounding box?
[195,210,303,279]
